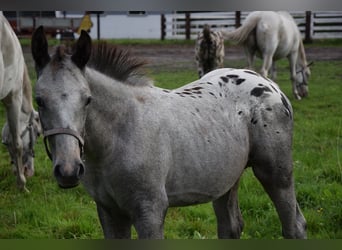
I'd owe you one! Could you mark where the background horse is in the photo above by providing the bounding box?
[222,11,311,100]
[195,24,225,78]
[0,12,41,192]
[32,26,306,239]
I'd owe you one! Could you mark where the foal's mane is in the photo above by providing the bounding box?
[87,42,150,86]
[52,42,150,86]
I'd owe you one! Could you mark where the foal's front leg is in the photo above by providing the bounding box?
[132,192,169,239]
[96,202,132,239]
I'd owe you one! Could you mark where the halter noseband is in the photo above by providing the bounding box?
[43,128,84,160]
[295,61,313,88]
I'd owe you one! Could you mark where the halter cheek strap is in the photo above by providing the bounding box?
[20,111,36,157]
[43,128,84,160]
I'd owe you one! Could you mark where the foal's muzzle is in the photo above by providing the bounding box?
[53,160,85,188]
[43,128,84,160]
[43,128,85,188]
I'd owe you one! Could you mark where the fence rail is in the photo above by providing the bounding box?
[161,11,342,41]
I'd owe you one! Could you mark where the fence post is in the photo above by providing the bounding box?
[235,11,241,28]
[161,14,166,40]
[304,11,313,43]
[185,12,191,40]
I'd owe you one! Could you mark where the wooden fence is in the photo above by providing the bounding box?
[161,11,342,42]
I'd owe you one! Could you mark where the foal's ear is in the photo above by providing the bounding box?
[71,30,92,70]
[31,26,50,72]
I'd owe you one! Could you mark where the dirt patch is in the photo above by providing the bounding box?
[23,43,342,73]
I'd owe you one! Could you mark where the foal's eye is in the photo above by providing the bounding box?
[35,97,45,108]
[85,96,92,106]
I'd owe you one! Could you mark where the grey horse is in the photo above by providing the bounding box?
[31,26,306,239]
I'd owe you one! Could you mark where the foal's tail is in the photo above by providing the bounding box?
[222,12,261,44]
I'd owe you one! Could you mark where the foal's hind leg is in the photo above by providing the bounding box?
[212,178,244,238]
[251,146,306,238]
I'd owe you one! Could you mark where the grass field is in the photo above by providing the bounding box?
[0,40,341,239]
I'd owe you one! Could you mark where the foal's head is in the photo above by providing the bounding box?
[32,26,92,188]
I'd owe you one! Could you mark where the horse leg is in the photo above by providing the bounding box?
[212,178,244,238]
[243,44,256,70]
[96,202,132,239]
[132,191,169,239]
[288,52,301,100]
[260,52,274,78]
[251,147,306,238]
[4,93,27,191]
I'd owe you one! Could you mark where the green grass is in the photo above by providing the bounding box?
[0,45,341,239]
[20,37,342,47]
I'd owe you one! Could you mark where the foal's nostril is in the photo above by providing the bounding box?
[53,161,84,188]
[53,164,63,179]
[54,162,85,179]
[78,162,85,177]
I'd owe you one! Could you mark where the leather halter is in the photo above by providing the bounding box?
[295,61,313,88]
[43,128,84,160]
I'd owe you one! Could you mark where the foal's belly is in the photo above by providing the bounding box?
[165,143,248,207]
[167,191,219,207]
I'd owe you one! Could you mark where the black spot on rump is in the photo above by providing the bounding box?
[236,78,246,85]
[280,93,292,118]
[244,70,258,76]
[250,86,273,97]
[220,76,229,83]
[226,74,239,78]
[209,92,217,98]
[270,84,279,93]
[192,86,203,90]
[251,117,258,125]
[225,74,246,85]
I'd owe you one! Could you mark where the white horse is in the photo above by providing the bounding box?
[223,11,311,100]
[0,12,41,191]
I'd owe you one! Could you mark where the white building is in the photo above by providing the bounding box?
[60,11,164,39]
